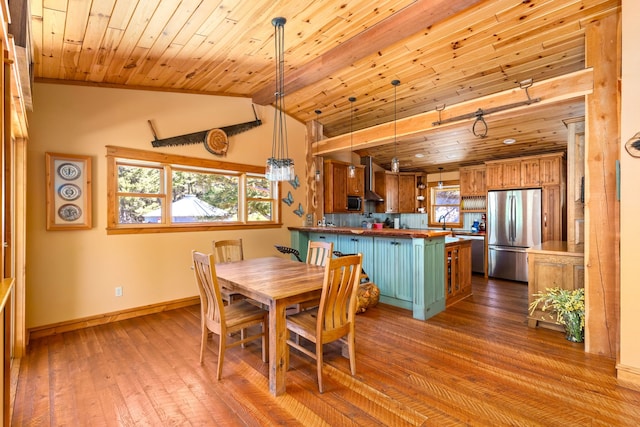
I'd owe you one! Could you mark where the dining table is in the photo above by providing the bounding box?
[214,256,326,396]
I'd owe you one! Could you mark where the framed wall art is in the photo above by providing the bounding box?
[46,152,92,230]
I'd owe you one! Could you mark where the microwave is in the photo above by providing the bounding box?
[347,195,362,211]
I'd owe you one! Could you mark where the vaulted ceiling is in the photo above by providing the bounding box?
[29,0,620,172]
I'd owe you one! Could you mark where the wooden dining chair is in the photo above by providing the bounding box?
[191,250,268,380]
[285,253,362,393]
[295,240,334,312]
[212,239,244,264]
[212,239,245,303]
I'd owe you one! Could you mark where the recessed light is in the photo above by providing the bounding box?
[414,153,424,158]
[503,138,516,145]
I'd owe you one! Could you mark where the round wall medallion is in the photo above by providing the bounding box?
[57,163,81,180]
[58,183,82,201]
[58,204,82,221]
[204,128,229,156]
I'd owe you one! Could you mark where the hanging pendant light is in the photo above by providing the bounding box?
[391,79,401,173]
[348,96,356,179]
[314,109,322,182]
[438,167,444,189]
[266,17,294,181]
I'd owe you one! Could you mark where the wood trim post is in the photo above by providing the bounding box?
[584,11,621,357]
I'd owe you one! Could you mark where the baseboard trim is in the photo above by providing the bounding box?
[27,296,200,342]
[616,363,640,391]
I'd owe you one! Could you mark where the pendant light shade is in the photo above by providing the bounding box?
[266,17,294,181]
[391,79,401,173]
[314,109,322,182]
[438,167,444,189]
[348,96,356,179]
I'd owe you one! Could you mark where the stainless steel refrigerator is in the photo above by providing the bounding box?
[487,188,542,282]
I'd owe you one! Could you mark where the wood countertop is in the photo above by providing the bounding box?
[288,226,450,239]
[527,241,585,256]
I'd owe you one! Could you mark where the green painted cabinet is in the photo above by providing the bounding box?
[336,234,374,281]
[373,236,413,309]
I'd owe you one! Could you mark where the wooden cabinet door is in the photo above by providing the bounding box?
[460,166,486,196]
[540,155,562,185]
[375,172,399,213]
[398,173,416,213]
[501,161,521,188]
[457,243,472,296]
[485,164,503,189]
[542,185,563,242]
[324,162,348,213]
[347,166,365,196]
[521,159,540,187]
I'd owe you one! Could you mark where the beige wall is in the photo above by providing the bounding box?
[25,84,308,328]
[619,1,640,384]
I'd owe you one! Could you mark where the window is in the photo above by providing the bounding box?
[107,146,280,234]
[428,181,462,229]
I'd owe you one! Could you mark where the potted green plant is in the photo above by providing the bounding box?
[529,287,585,343]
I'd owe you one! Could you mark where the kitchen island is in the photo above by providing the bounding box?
[288,226,449,321]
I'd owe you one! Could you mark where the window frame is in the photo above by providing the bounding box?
[427,180,463,229]
[106,146,281,234]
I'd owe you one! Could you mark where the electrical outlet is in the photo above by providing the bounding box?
[115,286,123,297]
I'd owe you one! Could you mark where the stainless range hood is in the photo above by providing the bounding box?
[360,156,384,202]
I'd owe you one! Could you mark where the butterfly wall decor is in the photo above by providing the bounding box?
[289,175,300,189]
[282,191,294,206]
[293,203,304,217]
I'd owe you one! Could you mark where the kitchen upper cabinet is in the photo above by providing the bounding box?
[324,160,364,213]
[539,153,565,185]
[459,165,486,196]
[501,160,521,188]
[347,165,365,196]
[486,161,520,189]
[398,173,417,213]
[520,158,540,187]
[375,172,418,213]
[375,172,399,213]
[485,153,564,190]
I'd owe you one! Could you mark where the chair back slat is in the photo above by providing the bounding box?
[212,239,244,263]
[306,241,333,266]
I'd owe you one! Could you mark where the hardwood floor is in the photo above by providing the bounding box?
[12,276,640,426]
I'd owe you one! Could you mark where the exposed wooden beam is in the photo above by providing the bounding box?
[251,0,486,105]
[314,68,594,155]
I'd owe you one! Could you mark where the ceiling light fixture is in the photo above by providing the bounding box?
[415,153,424,158]
[314,109,322,182]
[266,17,294,181]
[438,167,444,189]
[391,79,401,173]
[503,138,516,145]
[348,96,356,179]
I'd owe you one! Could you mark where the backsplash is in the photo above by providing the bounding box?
[323,212,484,232]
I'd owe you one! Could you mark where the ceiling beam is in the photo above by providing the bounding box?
[315,68,594,155]
[251,0,485,105]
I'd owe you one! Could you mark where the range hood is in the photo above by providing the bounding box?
[360,156,384,202]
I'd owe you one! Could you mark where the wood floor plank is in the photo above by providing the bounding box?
[12,275,640,425]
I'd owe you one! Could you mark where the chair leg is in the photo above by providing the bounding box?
[200,323,207,364]
[316,341,324,393]
[217,333,226,380]
[348,332,356,375]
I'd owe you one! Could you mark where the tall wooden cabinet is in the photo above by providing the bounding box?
[445,239,472,306]
[375,171,399,213]
[323,159,364,213]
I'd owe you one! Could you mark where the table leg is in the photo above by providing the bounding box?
[269,299,287,396]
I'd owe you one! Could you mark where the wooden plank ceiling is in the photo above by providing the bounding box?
[29,0,620,173]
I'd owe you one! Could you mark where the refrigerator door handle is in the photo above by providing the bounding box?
[510,194,516,242]
[489,246,528,253]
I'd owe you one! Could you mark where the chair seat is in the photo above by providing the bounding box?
[225,300,270,331]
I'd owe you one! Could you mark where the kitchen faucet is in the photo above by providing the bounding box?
[438,209,453,230]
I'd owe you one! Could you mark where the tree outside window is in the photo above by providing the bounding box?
[428,182,462,229]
